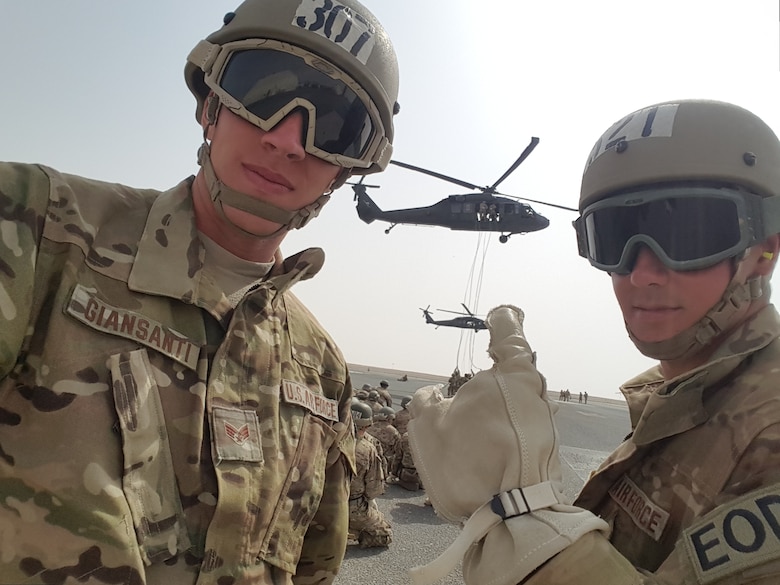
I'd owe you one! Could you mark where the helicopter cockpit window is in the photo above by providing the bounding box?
[451,202,462,214]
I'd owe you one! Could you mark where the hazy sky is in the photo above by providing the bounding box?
[2,1,778,398]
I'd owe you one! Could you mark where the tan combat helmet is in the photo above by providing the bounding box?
[185,0,399,176]
[580,99,780,211]
[577,99,780,360]
[351,400,374,428]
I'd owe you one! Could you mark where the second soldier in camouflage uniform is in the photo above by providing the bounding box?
[406,100,780,585]
[0,1,400,584]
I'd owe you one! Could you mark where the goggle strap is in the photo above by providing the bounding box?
[187,40,220,76]
[375,137,393,171]
[760,196,780,241]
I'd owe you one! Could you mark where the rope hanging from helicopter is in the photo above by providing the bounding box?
[376,136,578,377]
[456,230,491,372]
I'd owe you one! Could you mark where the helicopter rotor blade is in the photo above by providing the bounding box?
[487,136,540,193]
[436,308,481,316]
[461,303,475,316]
[345,182,381,188]
[495,190,578,212]
[389,160,481,191]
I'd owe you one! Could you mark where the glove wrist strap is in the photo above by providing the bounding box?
[409,481,562,585]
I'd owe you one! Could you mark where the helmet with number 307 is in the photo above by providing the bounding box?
[185,0,399,175]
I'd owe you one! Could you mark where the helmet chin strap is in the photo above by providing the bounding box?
[197,97,331,239]
[628,258,765,362]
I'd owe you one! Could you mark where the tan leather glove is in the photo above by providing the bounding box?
[408,304,608,585]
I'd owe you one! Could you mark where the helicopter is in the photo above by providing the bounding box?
[352,137,577,243]
[420,305,486,331]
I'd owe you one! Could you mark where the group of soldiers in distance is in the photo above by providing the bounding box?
[446,368,473,396]
[557,388,589,403]
[349,380,422,548]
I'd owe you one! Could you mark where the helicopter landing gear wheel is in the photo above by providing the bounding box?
[384,223,398,235]
[499,234,509,243]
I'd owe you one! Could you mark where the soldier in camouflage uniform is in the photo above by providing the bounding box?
[366,406,401,478]
[377,379,393,407]
[367,389,383,414]
[525,100,780,584]
[393,431,422,492]
[0,1,400,584]
[405,101,780,585]
[348,401,393,548]
[392,395,412,437]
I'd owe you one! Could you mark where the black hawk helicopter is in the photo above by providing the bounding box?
[420,305,486,331]
[352,137,577,243]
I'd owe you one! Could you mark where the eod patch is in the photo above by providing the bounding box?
[683,484,780,583]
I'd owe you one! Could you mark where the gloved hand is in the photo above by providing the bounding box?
[407,304,608,585]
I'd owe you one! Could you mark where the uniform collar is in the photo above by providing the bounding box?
[128,178,325,315]
[621,305,780,446]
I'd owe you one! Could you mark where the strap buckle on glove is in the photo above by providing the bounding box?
[409,481,562,585]
[490,482,560,520]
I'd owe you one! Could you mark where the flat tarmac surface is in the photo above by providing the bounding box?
[334,368,631,585]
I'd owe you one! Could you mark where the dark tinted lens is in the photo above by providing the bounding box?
[220,50,375,158]
[585,196,743,265]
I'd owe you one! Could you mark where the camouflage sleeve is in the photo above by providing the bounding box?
[0,162,49,379]
[722,422,780,495]
[525,532,648,585]
[363,444,385,500]
[530,425,780,585]
[292,376,355,585]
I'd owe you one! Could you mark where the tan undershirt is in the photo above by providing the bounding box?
[199,233,274,307]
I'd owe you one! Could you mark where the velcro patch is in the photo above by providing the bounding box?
[281,379,339,422]
[212,407,263,463]
[67,284,200,370]
[608,474,669,541]
[684,484,780,584]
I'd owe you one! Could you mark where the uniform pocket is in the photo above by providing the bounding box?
[109,348,191,564]
[262,412,337,570]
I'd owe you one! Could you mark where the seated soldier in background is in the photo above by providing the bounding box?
[366,406,401,479]
[393,396,412,436]
[392,431,422,492]
[377,380,393,406]
[349,401,393,549]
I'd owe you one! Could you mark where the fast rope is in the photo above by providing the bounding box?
[456,231,491,373]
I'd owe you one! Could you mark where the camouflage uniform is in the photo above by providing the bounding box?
[526,305,780,584]
[377,388,392,407]
[366,420,401,478]
[393,432,421,491]
[392,406,411,437]
[348,434,392,548]
[0,163,356,585]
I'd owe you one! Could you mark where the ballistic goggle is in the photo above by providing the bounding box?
[574,187,780,274]
[188,38,390,169]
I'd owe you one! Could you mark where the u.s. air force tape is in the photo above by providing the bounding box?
[684,483,780,583]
